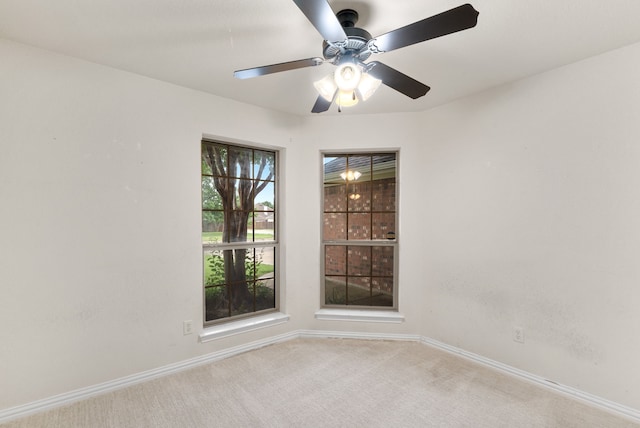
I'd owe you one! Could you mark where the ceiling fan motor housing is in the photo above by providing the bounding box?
[322,9,372,61]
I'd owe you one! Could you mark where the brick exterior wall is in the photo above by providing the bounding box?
[323,178,396,240]
[323,177,396,306]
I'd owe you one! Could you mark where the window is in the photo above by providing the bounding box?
[322,152,397,308]
[201,140,278,325]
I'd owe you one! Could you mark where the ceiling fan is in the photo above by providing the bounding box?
[234,1,479,113]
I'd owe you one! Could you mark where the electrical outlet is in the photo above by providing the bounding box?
[183,320,193,335]
[513,326,524,343]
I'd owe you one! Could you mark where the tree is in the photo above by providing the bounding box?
[201,159,224,231]
[202,144,274,313]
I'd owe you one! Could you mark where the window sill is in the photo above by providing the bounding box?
[314,309,405,323]
[199,312,290,343]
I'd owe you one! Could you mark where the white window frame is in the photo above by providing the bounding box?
[320,150,400,311]
[201,138,281,327]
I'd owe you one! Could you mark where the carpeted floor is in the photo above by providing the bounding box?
[2,338,638,427]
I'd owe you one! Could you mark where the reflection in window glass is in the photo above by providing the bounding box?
[322,152,397,309]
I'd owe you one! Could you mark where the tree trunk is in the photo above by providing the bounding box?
[224,210,252,311]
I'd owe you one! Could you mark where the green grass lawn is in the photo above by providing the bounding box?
[203,254,274,281]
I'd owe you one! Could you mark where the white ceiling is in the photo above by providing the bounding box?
[2,0,640,116]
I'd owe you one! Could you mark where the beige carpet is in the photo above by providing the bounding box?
[2,338,638,427]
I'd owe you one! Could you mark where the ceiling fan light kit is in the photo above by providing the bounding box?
[233,1,479,113]
[313,58,383,108]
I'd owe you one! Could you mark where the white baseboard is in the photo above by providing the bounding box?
[2,330,639,424]
[420,336,640,424]
[0,331,299,424]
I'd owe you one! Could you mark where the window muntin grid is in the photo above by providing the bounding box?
[322,152,397,308]
[202,140,278,324]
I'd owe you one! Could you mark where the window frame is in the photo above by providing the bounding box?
[320,150,399,310]
[201,138,280,327]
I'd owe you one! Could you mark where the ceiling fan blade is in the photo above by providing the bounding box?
[372,3,479,53]
[292,0,347,43]
[367,61,430,99]
[311,94,334,113]
[234,57,323,79]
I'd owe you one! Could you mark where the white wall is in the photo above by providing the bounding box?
[418,42,640,409]
[2,35,640,415]
[0,39,307,409]
[285,40,640,410]
[0,39,426,413]
[299,112,430,336]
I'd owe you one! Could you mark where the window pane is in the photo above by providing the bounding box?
[372,178,396,212]
[348,155,371,183]
[325,276,347,305]
[348,246,371,276]
[348,277,371,306]
[372,246,394,277]
[371,278,394,307]
[372,213,396,240]
[229,146,252,178]
[254,247,275,280]
[202,144,228,178]
[372,154,396,180]
[348,213,370,240]
[324,213,347,240]
[201,146,213,175]
[324,156,347,185]
[204,249,225,286]
[324,183,347,212]
[227,211,252,242]
[202,176,220,210]
[325,245,347,275]
[244,248,257,281]
[205,285,229,321]
[233,179,253,210]
[254,279,275,312]
[255,181,275,211]
[347,181,371,212]
[253,220,274,241]
[202,214,223,244]
[254,150,276,181]
[231,282,253,316]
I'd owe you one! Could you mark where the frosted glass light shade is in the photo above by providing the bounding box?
[313,74,337,102]
[357,73,382,101]
[336,90,359,107]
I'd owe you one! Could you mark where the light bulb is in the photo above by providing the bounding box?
[340,170,362,181]
[334,63,362,91]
